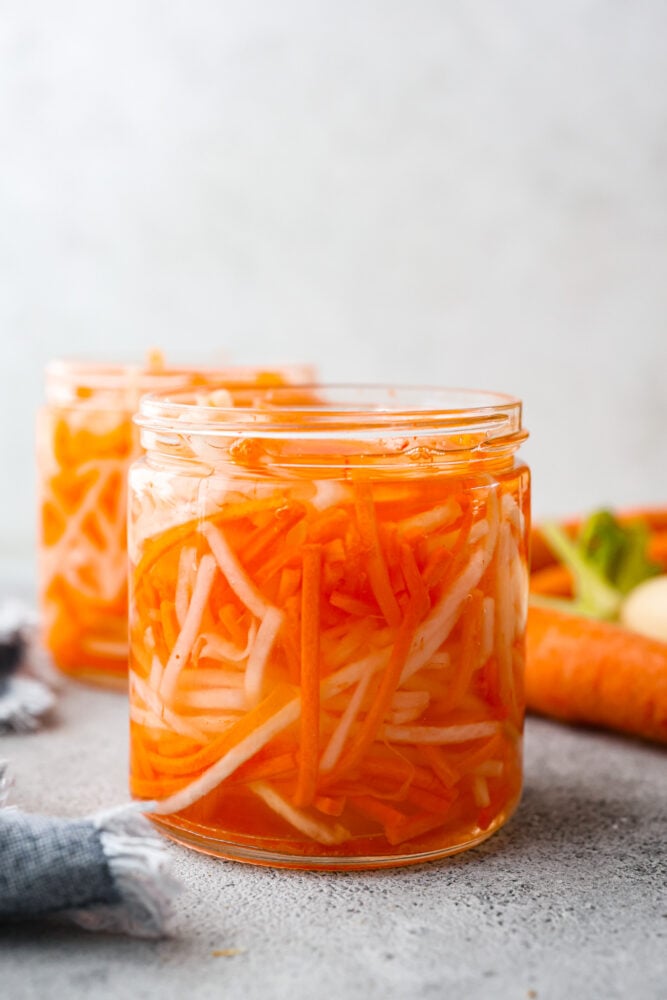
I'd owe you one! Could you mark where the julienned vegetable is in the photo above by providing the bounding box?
[527,508,667,743]
[128,385,531,866]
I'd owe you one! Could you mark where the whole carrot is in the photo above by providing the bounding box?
[525,605,667,744]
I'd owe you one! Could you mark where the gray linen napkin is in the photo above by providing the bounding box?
[0,766,178,938]
[0,602,56,733]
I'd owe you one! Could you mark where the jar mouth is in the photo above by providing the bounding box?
[136,384,525,447]
[45,360,315,406]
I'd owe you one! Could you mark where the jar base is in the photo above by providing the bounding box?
[149,793,521,871]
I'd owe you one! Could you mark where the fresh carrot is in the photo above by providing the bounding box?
[526,605,667,744]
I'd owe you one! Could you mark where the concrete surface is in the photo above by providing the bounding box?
[0,680,665,1000]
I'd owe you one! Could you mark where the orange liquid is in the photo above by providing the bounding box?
[129,463,530,867]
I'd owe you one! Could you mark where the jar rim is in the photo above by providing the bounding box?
[45,360,315,401]
[136,383,525,446]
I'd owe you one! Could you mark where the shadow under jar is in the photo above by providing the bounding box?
[128,385,530,869]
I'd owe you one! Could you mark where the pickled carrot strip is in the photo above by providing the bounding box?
[250,782,350,845]
[219,604,248,648]
[419,745,460,788]
[406,785,454,815]
[307,506,348,542]
[329,597,422,780]
[226,752,297,785]
[380,721,500,744]
[277,566,301,604]
[202,522,268,620]
[351,795,405,829]
[384,810,451,846]
[315,794,346,817]
[397,499,461,539]
[319,670,373,774]
[175,546,196,627]
[399,543,430,617]
[179,669,245,690]
[354,484,402,627]
[295,547,322,807]
[329,591,379,617]
[160,601,179,650]
[153,689,301,813]
[160,554,218,701]
[244,607,284,707]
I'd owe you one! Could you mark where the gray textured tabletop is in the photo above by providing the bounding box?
[1,678,665,1000]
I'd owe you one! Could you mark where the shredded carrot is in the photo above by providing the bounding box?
[295,546,322,807]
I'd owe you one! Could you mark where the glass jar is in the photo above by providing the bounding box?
[128,385,530,869]
[38,360,313,686]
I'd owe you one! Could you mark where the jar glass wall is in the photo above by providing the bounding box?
[37,360,313,686]
[128,385,530,868]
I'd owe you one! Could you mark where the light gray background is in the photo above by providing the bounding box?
[2,0,666,561]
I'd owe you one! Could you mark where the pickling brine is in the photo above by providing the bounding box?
[128,386,530,867]
[38,359,313,686]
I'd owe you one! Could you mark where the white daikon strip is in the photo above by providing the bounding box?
[473,775,491,808]
[153,697,301,815]
[401,549,487,684]
[130,670,207,743]
[244,607,284,707]
[250,781,351,845]
[397,498,461,537]
[387,688,430,723]
[129,705,169,730]
[148,652,163,691]
[178,689,248,711]
[388,705,430,725]
[202,522,268,620]
[160,554,218,702]
[474,760,504,778]
[319,670,373,773]
[501,491,523,534]
[179,714,243,734]
[311,479,351,511]
[321,648,391,701]
[508,533,528,637]
[178,669,245,690]
[494,522,515,705]
[380,721,500,745]
[80,636,129,659]
[198,622,257,664]
[469,520,489,545]
[479,597,495,665]
[390,690,430,711]
[175,546,197,628]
